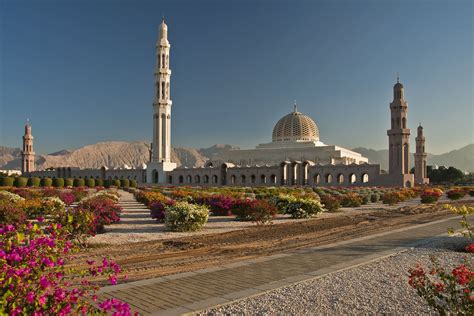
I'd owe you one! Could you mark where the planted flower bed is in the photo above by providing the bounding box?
[0,187,132,315]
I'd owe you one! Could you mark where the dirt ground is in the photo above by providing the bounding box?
[75,200,472,283]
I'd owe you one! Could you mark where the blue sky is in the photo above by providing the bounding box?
[0,0,472,155]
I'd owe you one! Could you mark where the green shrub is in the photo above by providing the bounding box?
[274,194,296,213]
[85,178,95,188]
[164,201,209,232]
[370,193,380,203]
[286,198,325,219]
[112,180,121,187]
[104,180,112,188]
[361,195,370,205]
[120,179,130,188]
[0,177,14,187]
[73,178,85,187]
[446,189,466,200]
[40,178,53,187]
[340,193,363,207]
[14,177,28,187]
[95,179,104,187]
[130,180,137,188]
[65,178,74,187]
[27,177,41,187]
[53,178,65,188]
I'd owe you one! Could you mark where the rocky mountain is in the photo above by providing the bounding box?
[1,142,472,172]
[0,146,22,169]
[353,144,474,172]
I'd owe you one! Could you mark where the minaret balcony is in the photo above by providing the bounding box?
[155,69,171,75]
[387,128,411,136]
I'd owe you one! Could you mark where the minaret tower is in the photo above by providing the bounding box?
[21,120,35,174]
[152,18,172,163]
[414,124,429,184]
[386,77,414,187]
[147,19,176,184]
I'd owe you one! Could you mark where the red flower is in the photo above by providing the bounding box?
[465,243,474,254]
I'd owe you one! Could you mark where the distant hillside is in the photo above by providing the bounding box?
[1,142,472,172]
[353,144,474,172]
[0,146,22,169]
[0,141,240,171]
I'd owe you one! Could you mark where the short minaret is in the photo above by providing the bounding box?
[21,120,35,174]
[147,19,176,184]
[386,77,414,187]
[414,124,429,184]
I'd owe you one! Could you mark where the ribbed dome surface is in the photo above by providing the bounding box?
[272,110,319,142]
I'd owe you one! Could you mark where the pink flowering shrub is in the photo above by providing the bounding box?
[408,258,474,314]
[59,192,76,205]
[0,222,133,315]
[77,197,122,234]
[205,195,238,216]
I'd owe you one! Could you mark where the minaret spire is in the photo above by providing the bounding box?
[293,100,297,113]
[414,124,429,185]
[21,120,35,174]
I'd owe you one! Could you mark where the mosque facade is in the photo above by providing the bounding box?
[25,20,428,188]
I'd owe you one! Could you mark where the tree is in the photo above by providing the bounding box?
[427,166,465,184]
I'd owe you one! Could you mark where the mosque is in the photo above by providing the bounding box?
[24,20,429,187]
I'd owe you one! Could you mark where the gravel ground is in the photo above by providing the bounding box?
[202,236,472,315]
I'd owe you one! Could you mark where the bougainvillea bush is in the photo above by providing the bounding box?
[447,188,466,201]
[231,199,277,224]
[76,195,122,234]
[0,222,133,315]
[164,201,209,232]
[320,194,341,212]
[339,192,363,208]
[150,199,176,222]
[204,194,238,216]
[408,259,474,315]
[421,188,443,204]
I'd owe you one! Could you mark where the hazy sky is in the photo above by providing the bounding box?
[1,0,472,155]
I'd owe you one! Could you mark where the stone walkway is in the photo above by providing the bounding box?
[97,214,464,316]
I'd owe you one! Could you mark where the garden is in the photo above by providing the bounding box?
[126,185,474,233]
[1,176,473,314]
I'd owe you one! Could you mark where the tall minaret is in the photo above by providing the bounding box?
[414,124,429,184]
[387,77,413,187]
[152,19,172,163]
[21,120,35,174]
[147,19,176,184]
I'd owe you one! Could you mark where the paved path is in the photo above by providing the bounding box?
[97,214,464,316]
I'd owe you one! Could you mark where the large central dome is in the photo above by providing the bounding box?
[272,106,320,142]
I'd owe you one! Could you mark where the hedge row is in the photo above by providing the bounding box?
[0,177,137,188]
